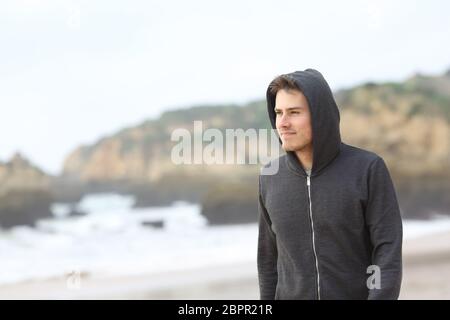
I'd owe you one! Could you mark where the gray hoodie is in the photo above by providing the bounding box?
[257,69,403,300]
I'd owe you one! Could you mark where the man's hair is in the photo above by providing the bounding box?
[268,75,301,96]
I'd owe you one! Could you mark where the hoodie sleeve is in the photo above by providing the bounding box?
[257,177,278,300]
[365,157,403,300]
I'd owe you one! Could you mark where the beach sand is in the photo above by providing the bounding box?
[400,230,450,299]
[1,231,450,300]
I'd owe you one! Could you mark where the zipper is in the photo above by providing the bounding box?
[307,175,321,300]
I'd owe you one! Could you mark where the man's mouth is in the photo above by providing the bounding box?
[280,132,296,137]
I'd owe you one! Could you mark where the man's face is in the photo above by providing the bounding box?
[274,89,313,152]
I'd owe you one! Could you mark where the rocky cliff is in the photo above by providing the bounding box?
[0,153,53,228]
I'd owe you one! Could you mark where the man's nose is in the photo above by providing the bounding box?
[278,114,290,128]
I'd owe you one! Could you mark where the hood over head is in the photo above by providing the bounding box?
[266,69,341,177]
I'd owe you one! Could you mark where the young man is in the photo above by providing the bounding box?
[257,69,403,300]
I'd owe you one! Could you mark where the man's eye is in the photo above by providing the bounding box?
[291,111,300,114]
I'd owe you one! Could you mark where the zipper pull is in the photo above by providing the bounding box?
[307,176,310,186]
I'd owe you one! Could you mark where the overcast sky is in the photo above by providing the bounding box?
[1,0,449,175]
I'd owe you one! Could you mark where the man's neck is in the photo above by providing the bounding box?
[295,145,313,172]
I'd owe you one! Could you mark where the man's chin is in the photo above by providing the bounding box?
[282,142,307,152]
[282,143,296,152]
